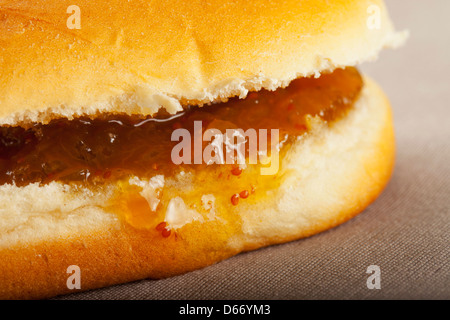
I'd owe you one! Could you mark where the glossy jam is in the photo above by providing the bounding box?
[0,68,362,188]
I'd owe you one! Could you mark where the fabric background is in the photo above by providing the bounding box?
[59,0,450,300]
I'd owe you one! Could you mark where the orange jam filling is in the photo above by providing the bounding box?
[0,67,362,188]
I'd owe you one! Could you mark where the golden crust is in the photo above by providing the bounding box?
[0,78,395,299]
[0,0,406,125]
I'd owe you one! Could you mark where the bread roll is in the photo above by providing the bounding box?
[0,0,405,299]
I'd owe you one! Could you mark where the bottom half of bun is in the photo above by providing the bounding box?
[0,77,395,299]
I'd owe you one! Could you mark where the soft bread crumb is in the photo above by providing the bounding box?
[164,197,204,230]
[0,182,118,247]
[129,175,165,212]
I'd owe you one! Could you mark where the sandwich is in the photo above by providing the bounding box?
[0,0,406,299]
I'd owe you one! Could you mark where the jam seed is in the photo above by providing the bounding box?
[239,190,249,199]
[161,228,171,238]
[231,167,242,176]
[155,221,167,231]
[231,194,240,206]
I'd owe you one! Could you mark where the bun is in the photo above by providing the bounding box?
[0,0,406,125]
[0,77,395,299]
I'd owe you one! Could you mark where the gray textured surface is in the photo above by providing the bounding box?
[59,0,450,300]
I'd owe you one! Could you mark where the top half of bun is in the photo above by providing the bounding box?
[0,0,407,126]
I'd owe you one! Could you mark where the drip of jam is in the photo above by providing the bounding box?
[0,68,362,187]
